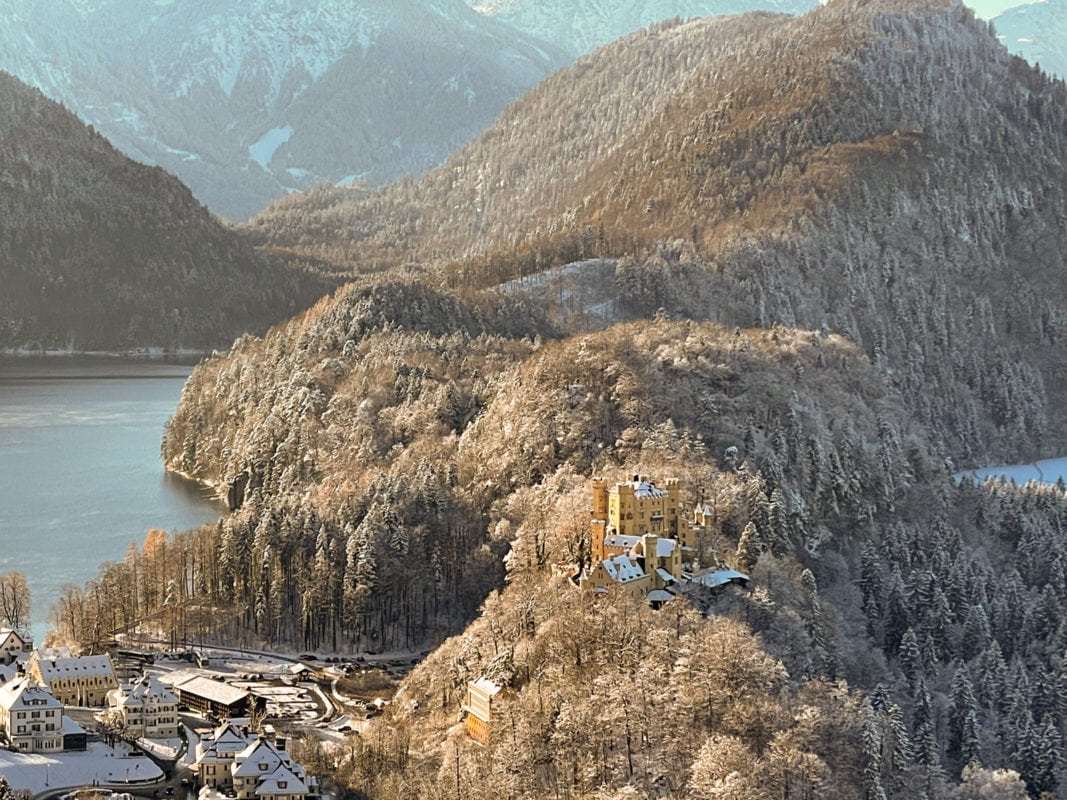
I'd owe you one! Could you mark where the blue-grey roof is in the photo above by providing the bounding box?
[688,568,750,588]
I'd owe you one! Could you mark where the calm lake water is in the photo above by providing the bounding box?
[0,357,225,642]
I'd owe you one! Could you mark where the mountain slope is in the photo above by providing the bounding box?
[0,72,329,350]
[994,0,1067,78]
[0,0,567,220]
[467,0,815,53]
[249,0,1067,465]
[49,3,1067,797]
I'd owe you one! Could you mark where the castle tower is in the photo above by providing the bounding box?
[590,477,609,563]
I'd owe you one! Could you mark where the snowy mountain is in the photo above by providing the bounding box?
[465,0,816,54]
[0,71,329,350]
[993,0,1067,79]
[0,0,566,219]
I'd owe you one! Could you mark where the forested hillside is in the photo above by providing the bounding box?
[249,0,1067,466]
[49,0,1067,797]
[0,73,331,350]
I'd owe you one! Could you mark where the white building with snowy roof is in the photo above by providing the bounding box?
[194,720,254,790]
[27,648,117,707]
[107,674,179,738]
[0,628,32,665]
[0,677,64,752]
[231,736,317,799]
[175,675,253,719]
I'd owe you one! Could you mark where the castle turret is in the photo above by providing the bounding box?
[591,477,610,562]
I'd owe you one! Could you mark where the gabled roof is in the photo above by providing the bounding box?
[254,763,309,796]
[0,677,62,712]
[196,722,252,763]
[0,664,16,685]
[233,737,287,777]
[604,534,641,549]
[0,629,30,649]
[34,651,115,682]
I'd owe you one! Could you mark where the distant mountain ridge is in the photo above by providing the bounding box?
[0,72,329,350]
[0,0,567,220]
[466,0,816,53]
[994,0,1067,78]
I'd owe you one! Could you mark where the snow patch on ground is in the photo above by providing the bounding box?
[248,125,293,168]
[0,741,162,792]
[138,735,181,760]
[337,172,371,186]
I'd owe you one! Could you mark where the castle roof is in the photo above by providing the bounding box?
[602,555,646,583]
[688,568,750,588]
[632,480,668,499]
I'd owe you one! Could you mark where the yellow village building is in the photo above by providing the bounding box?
[462,677,503,745]
[26,647,118,707]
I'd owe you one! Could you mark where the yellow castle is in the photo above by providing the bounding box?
[581,474,705,603]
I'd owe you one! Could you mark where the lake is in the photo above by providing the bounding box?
[956,457,1067,487]
[0,357,225,643]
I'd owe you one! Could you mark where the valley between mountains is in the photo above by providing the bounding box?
[5,0,1067,798]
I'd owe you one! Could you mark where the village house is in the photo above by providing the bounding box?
[0,628,32,665]
[106,674,179,739]
[195,720,254,790]
[232,736,318,799]
[27,647,118,707]
[0,677,64,752]
[462,677,502,745]
[193,721,318,798]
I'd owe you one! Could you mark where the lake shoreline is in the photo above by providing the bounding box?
[0,360,225,637]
